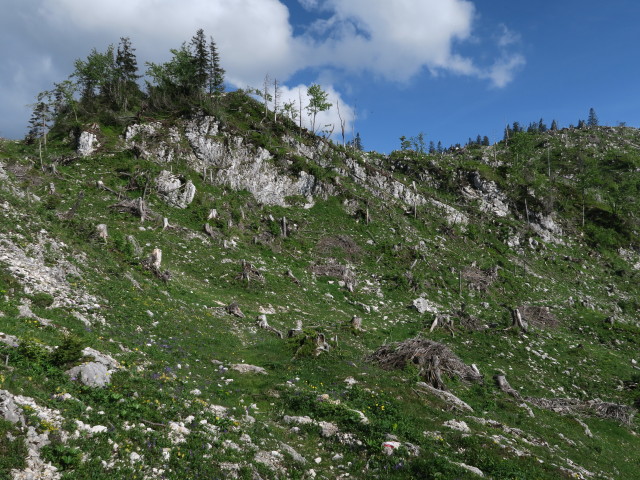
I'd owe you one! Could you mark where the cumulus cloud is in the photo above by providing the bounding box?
[263,83,356,141]
[0,0,524,138]
[37,0,303,87]
[301,0,478,81]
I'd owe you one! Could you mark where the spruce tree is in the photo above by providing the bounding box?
[190,29,209,93]
[587,108,598,127]
[115,37,141,110]
[353,132,363,151]
[538,118,547,132]
[208,37,225,94]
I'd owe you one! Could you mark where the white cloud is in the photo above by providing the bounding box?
[497,24,521,48]
[0,0,524,138]
[482,54,526,88]
[37,0,303,87]
[299,0,476,80]
[266,83,356,141]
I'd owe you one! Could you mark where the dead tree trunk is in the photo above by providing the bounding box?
[257,314,283,338]
[96,224,108,241]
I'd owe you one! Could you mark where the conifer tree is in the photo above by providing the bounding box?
[538,118,547,132]
[348,132,363,151]
[587,108,598,127]
[115,37,141,110]
[550,119,558,131]
[190,29,209,93]
[208,37,225,94]
[437,141,443,153]
[482,136,490,146]
[428,140,436,154]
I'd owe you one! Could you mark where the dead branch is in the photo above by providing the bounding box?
[256,315,283,339]
[414,382,474,412]
[367,337,483,390]
[110,197,160,222]
[226,302,245,318]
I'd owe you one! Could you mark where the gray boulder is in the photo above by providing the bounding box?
[66,362,111,388]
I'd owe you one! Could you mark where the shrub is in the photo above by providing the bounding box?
[30,292,54,308]
[50,334,85,367]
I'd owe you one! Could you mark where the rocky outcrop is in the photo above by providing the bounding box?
[77,127,100,157]
[0,390,65,480]
[529,211,563,244]
[125,117,328,206]
[155,170,196,208]
[65,347,121,387]
[462,171,509,217]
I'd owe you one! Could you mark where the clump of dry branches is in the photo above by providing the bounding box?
[309,263,356,291]
[315,235,362,261]
[110,197,160,222]
[518,306,559,329]
[495,374,636,425]
[367,337,483,390]
[462,265,499,291]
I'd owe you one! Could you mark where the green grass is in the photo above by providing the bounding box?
[0,121,639,479]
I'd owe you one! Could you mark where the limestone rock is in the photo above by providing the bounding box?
[66,362,111,387]
[0,332,19,347]
[444,419,471,433]
[77,130,99,157]
[155,170,196,208]
[411,297,440,314]
[230,363,267,375]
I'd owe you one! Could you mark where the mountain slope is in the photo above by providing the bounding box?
[1,96,639,479]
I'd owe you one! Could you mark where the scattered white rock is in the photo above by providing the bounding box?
[411,297,440,314]
[454,462,484,477]
[230,363,267,375]
[382,441,401,455]
[444,419,471,433]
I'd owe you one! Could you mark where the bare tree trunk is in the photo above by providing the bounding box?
[96,224,108,241]
[336,99,346,147]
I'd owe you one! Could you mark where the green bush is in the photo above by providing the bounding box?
[30,292,54,308]
[50,334,85,367]
[41,442,82,471]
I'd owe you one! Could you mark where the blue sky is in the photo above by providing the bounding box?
[1,0,639,153]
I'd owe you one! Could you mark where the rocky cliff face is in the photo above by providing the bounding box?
[125,117,328,206]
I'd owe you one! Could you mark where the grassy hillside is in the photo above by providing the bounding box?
[1,93,639,479]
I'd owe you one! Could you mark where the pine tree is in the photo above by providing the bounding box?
[115,37,141,110]
[577,119,586,129]
[587,108,598,127]
[550,119,558,131]
[353,132,363,151]
[428,140,436,154]
[482,136,490,146]
[538,118,547,133]
[190,29,209,93]
[476,134,482,145]
[208,37,225,94]
[436,141,443,153]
